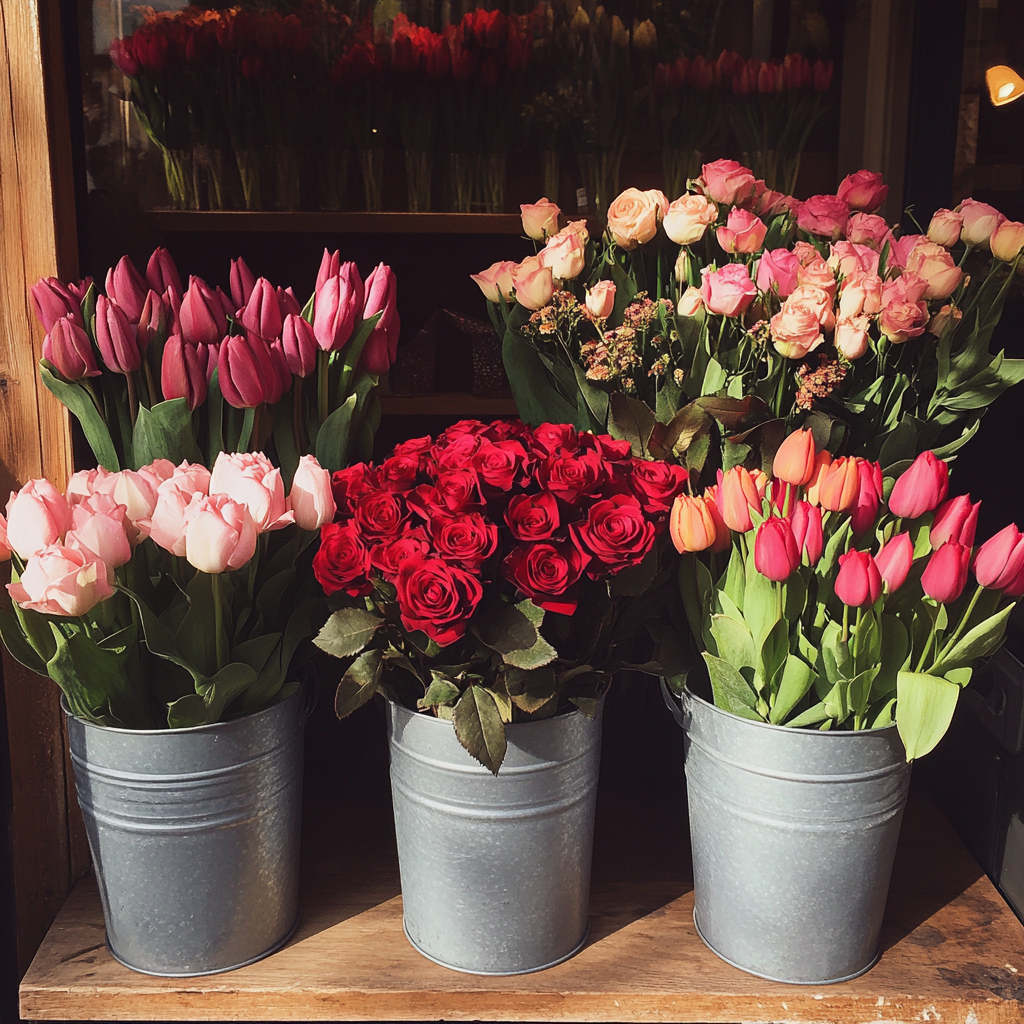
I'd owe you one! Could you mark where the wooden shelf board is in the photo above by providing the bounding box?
[19,790,1024,1022]
[379,392,517,416]
[147,211,526,235]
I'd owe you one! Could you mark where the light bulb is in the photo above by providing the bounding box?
[986,65,1024,107]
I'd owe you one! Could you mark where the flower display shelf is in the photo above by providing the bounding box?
[19,789,1024,1022]
[147,212,527,235]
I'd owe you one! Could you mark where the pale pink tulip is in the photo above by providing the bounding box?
[8,544,114,616]
[6,479,72,560]
[289,455,336,531]
[209,451,294,533]
[182,493,258,573]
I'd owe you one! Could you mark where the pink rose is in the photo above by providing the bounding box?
[5,479,72,560]
[520,198,560,241]
[663,194,718,245]
[905,240,963,299]
[470,260,517,303]
[209,451,294,533]
[927,209,963,248]
[585,281,616,319]
[835,316,871,360]
[606,188,667,250]
[677,286,704,316]
[716,208,767,254]
[828,241,879,279]
[793,241,822,267]
[65,493,132,569]
[882,272,928,306]
[288,455,336,531]
[839,272,883,318]
[879,300,929,342]
[958,198,1005,247]
[991,220,1024,262]
[836,170,889,213]
[796,195,850,240]
[0,515,10,562]
[886,233,924,272]
[182,493,258,574]
[700,159,757,205]
[770,305,824,359]
[753,186,791,218]
[7,544,114,617]
[699,264,757,317]
[786,284,836,331]
[755,248,800,297]
[513,259,554,311]
[847,212,892,250]
[796,257,838,300]
[539,230,585,281]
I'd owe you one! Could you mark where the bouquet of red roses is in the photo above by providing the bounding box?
[311,418,687,772]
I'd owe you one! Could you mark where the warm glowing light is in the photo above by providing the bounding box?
[986,65,1024,107]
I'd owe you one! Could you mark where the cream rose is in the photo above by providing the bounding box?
[607,188,665,250]
[664,194,718,245]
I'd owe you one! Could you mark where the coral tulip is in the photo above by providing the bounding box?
[835,550,883,607]
[790,500,823,565]
[815,457,860,512]
[754,517,800,581]
[773,429,818,486]
[888,450,949,519]
[719,466,762,532]
[931,495,981,548]
[921,541,971,604]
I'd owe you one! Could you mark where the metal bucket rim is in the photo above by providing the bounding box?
[388,694,603,735]
[678,683,902,740]
[60,683,305,737]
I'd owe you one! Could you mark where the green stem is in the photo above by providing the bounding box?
[842,604,850,645]
[317,349,330,427]
[126,371,139,427]
[236,406,256,453]
[930,584,985,671]
[211,572,228,672]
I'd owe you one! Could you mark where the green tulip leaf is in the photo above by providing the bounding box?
[759,617,790,692]
[314,392,357,474]
[132,398,200,470]
[0,602,48,676]
[453,684,507,774]
[770,654,817,725]
[929,604,1014,676]
[896,670,961,761]
[39,363,121,471]
[785,700,832,728]
[709,614,756,673]
[314,607,382,659]
[703,651,762,721]
[166,662,259,728]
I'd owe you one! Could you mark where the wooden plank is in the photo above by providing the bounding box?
[19,792,1024,1022]
[380,393,517,417]
[0,0,82,976]
[148,211,526,235]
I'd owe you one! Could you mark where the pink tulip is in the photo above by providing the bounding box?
[361,263,400,374]
[161,334,208,410]
[105,256,148,323]
[7,544,114,616]
[179,275,228,346]
[754,517,800,581]
[835,550,883,607]
[888,450,949,519]
[5,479,72,559]
[281,314,317,377]
[182,492,258,573]
[136,290,167,350]
[108,469,160,526]
[65,467,114,506]
[974,524,1024,590]
[238,277,283,341]
[229,257,257,310]
[931,494,981,548]
[65,494,132,569]
[146,247,182,297]
[850,459,884,537]
[277,286,301,317]
[921,541,971,604]
[209,451,293,533]
[289,455,336,530]
[218,333,275,408]
[264,341,291,405]
[137,463,212,556]
[790,500,823,566]
[315,248,341,294]
[875,532,914,592]
[94,295,142,374]
[314,262,364,352]
[43,318,100,380]
[31,278,82,332]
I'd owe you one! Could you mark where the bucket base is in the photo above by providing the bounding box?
[693,910,880,986]
[403,920,589,976]
[105,914,299,978]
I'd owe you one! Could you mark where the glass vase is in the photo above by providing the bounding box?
[405,150,432,212]
[663,148,703,202]
[319,148,349,211]
[541,149,559,203]
[447,152,474,213]
[478,151,506,214]
[161,148,195,210]
[356,146,384,212]
[577,148,622,220]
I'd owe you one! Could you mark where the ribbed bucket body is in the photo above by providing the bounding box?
[387,700,603,975]
[65,689,306,977]
[678,686,911,984]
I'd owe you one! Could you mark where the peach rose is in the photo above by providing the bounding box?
[793,241,823,267]
[835,316,871,360]
[585,281,616,319]
[796,258,838,301]
[839,272,883,318]
[958,198,1004,247]
[770,305,824,359]
[786,284,836,332]
[677,286,704,317]
[664,194,718,245]
[520,199,560,241]
[927,209,963,248]
[847,212,892,250]
[828,241,879,279]
[905,240,963,299]
[607,188,666,249]
[879,300,929,342]
[513,259,554,311]
[700,159,757,205]
[716,208,767,254]
[991,220,1024,262]
[470,260,517,303]
[539,230,586,281]
[882,272,928,306]
[698,264,757,317]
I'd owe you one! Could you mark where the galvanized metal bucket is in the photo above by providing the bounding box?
[386,699,603,975]
[663,683,911,984]
[65,687,308,977]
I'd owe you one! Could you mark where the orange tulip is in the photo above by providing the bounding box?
[670,495,718,553]
[772,428,818,485]
[719,466,762,532]
[703,488,732,553]
[815,456,860,512]
[804,450,833,506]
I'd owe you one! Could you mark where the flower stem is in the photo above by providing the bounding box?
[930,584,985,671]
[317,349,330,426]
[211,572,228,672]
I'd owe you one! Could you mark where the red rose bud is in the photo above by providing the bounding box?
[239,278,283,341]
[281,313,316,377]
[94,295,142,374]
[315,248,341,294]
[361,263,400,374]
[31,277,82,332]
[313,520,371,597]
[772,428,818,486]
[930,495,981,549]
[429,512,499,571]
[135,290,167,350]
[754,517,800,581]
[104,255,148,323]
[503,540,588,616]
[43,317,100,380]
[629,459,688,515]
[265,341,291,404]
[719,465,762,532]
[229,257,257,310]
[396,556,484,646]
[161,334,207,410]
[145,247,182,297]
[875,532,914,592]
[835,550,883,607]
[973,524,1024,591]
[571,494,656,575]
[888,450,949,519]
[505,491,560,541]
[313,262,364,352]
[790,500,823,565]
[850,459,884,536]
[179,275,228,346]
[218,333,275,408]
[921,541,971,603]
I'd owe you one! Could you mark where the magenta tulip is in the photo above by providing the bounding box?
[238,278,283,341]
[179,275,228,346]
[930,494,981,548]
[43,317,100,380]
[265,341,291,404]
[973,524,1024,591]
[921,541,971,604]
[361,263,400,374]
[95,295,142,374]
[277,286,302,317]
[104,256,148,323]
[135,290,167,350]
[315,248,341,293]
[835,550,883,607]
[31,277,82,332]
[313,262,363,352]
[229,257,257,310]
[280,314,316,377]
[146,247,182,297]
[218,333,275,408]
[875,532,914,592]
[887,450,949,519]
[754,517,800,582]
[161,334,208,410]
[789,500,823,566]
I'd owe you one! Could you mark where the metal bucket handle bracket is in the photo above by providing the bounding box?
[660,677,689,730]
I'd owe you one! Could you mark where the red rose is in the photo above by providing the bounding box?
[629,459,689,515]
[434,470,482,512]
[313,521,371,596]
[392,435,433,459]
[502,540,588,616]
[430,512,498,571]
[538,447,606,503]
[439,419,490,442]
[377,453,421,492]
[485,419,530,442]
[370,527,431,579]
[571,494,656,575]
[585,434,633,462]
[505,491,560,541]
[354,489,408,541]
[532,422,580,455]
[473,439,527,492]
[434,432,485,471]
[396,556,484,646]
[330,463,379,515]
